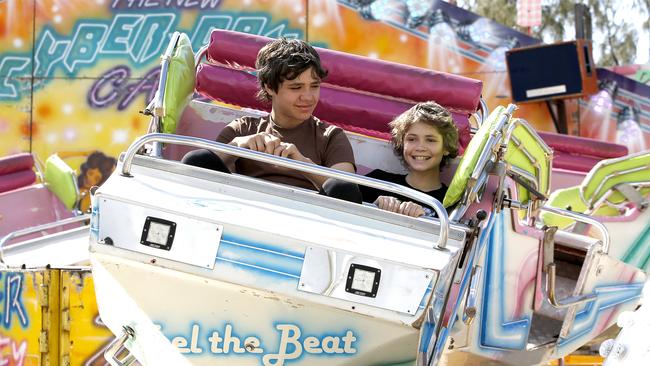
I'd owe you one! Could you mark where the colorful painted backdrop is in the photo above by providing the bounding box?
[0,0,648,180]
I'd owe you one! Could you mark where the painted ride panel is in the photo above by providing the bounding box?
[89,148,465,365]
[1,29,649,366]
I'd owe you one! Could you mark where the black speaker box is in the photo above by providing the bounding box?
[506,40,598,103]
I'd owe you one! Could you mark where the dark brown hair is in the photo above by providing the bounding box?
[255,38,328,102]
[389,101,459,168]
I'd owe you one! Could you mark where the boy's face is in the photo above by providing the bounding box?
[402,121,447,173]
[266,67,321,127]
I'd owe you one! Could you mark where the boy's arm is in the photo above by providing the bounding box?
[274,123,356,189]
[216,119,281,168]
[301,161,354,189]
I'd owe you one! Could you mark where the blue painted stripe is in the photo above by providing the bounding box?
[215,234,305,280]
[221,234,304,259]
[557,283,643,349]
[418,284,434,310]
[220,239,304,260]
[216,257,301,279]
[479,212,530,350]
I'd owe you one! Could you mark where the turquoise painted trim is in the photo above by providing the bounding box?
[621,224,650,270]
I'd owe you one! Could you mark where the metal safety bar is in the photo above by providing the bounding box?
[538,207,609,310]
[471,97,490,128]
[539,205,610,255]
[120,133,450,249]
[0,214,90,266]
[153,31,182,119]
[194,44,209,68]
[546,262,597,308]
[451,104,517,221]
[145,31,183,157]
[463,265,482,325]
[467,104,518,187]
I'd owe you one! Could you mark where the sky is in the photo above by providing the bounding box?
[545,0,649,65]
[455,0,649,65]
[588,1,649,65]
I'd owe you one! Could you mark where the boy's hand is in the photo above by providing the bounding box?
[374,196,402,213]
[374,196,425,217]
[231,132,281,154]
[273,142,307,162]
[398,201,426,217]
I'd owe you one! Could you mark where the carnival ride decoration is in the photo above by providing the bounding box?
[0,29,648,366]
[83,30,649,366]
[0,153,90,268]
[600,280,650,365]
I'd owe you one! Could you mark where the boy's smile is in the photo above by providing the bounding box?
[403,122,446,173]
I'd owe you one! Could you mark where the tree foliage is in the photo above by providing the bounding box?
[454,0,650,66]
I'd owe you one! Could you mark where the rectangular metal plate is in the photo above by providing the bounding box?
[97,197,221,269]
[299,246,436,315]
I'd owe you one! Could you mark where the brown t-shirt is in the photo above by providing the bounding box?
[217,115,355,190]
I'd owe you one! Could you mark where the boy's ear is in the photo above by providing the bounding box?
[264,85,275,97]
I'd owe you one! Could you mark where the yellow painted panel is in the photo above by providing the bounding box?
[62,270,114,366]
[0,270,46,365]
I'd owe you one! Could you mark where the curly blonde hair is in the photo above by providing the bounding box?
[389,101,459,168]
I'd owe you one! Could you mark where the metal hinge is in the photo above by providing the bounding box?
[62,309,71,331]
[39,331,49,353]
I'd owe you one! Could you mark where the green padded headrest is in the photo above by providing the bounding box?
[581,151,650,207]
[161,33,195,134]
[504,119,552,219]
[44,154,78,210]
[443,105,506,208]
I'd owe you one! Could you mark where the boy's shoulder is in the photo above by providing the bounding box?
[310,116,343,137]
[231,115,266,126]
[228,115,269,133]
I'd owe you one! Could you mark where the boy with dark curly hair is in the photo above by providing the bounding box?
[360,101,459,217]
[183,38,361,202]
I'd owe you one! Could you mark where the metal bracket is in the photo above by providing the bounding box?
[463,265,482,325]
[105,325,137,366]
[614,183,649,211]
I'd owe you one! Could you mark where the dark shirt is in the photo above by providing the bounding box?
[360,169,448,214]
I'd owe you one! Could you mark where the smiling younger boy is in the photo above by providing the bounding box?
[182,38,361,202]
[360,101,459,217]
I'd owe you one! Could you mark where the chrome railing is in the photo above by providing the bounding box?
[120,133,450,249]
[0,214,90,267]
